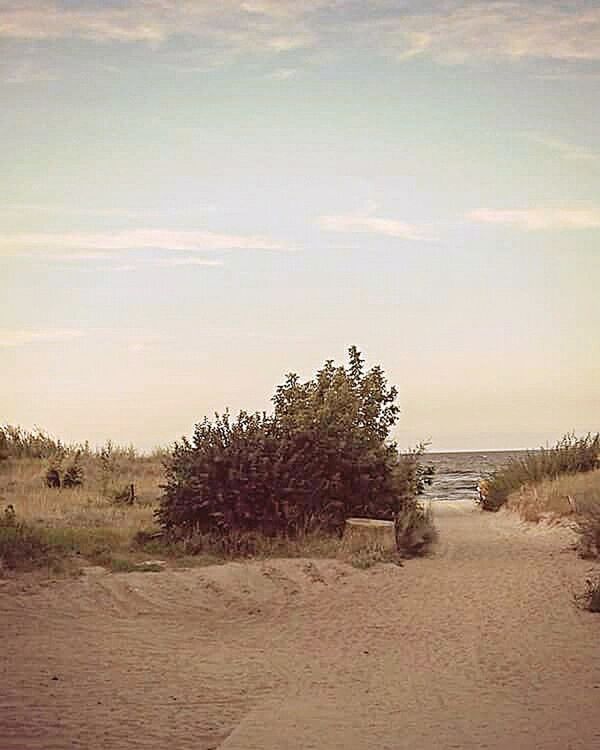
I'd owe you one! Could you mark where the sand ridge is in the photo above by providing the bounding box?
[1,500,599,749]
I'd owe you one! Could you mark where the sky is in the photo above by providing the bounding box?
[1,0,599,452]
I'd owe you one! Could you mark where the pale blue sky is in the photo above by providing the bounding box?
[1,1,599,450]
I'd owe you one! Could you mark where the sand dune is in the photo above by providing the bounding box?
[1,501,599,749]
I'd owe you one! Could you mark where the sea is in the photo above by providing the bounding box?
[419,451,527,503]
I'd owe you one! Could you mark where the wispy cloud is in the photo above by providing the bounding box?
[108,264,137,273]
[0,203,143,219]
[267,67,299,80]
[153,257,224,267]
[56,258,225,273]
[0,3,167,42]
[0,60,58,84]
[0,328,83,347]
[319,203,436,242]
[101,258,225,271]
[372,2,600,65]
[0,229,289,256]
[0,202,217,219]
[523,134,600,164]
[468,208,600,230]
[0,2,319,50]
[2,2,599,73]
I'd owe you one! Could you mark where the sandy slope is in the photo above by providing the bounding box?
[1,501,599,750]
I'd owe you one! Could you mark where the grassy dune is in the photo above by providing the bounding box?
[506,468,600,521]
[0,452,165,573]
[503,468,600,611]
[506,469,600,555]
[0,455,161,529]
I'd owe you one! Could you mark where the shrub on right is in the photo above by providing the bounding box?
[479,432,600,512]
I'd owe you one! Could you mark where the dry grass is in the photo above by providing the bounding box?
[0,455,164,573]
[0,456,161,533]
[506,469,600,565]
[506,469,600,522]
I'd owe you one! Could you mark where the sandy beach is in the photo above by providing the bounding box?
[1,500,599,750]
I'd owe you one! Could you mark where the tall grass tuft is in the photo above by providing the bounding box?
[480,433,600,512]
[575,500,600,559]
[0,505,62,572]
[0,425,65,461]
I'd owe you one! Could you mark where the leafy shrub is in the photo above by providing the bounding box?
[480,433,600,512]
[62,452,85,488]
[45,467,62,488]
[157,347,434,554]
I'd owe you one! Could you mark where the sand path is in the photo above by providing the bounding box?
[1,501,599,749]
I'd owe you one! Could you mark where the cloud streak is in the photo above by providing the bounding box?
[153,257,224,267]
[319,206,436,242]
[102,258,225,271]
[0,229,289,256]
[0,328,83,347]
[468,208,600,230]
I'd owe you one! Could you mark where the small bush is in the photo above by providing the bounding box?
[44,450,65,488]
[480,432,600,512]
[62,452,84,488]
[0,505,60,572]
[112,483,136,505]
[394,502,437,556]
[576,503,600,559]
[45,467,62,488]
[575,577,600,613]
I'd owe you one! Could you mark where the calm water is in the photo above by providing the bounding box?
[420,451,527,502]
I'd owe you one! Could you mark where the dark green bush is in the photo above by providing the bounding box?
[62,452,85,488]
[157,347,432,548]
[480,432,600,512]
[45,467,62,488]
